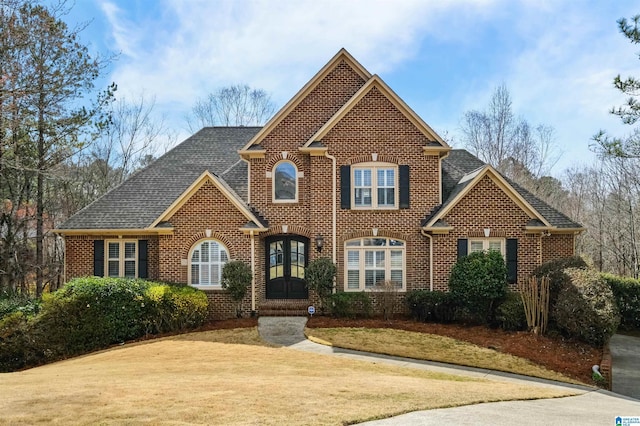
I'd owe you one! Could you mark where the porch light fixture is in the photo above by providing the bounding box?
[315,234,324,252]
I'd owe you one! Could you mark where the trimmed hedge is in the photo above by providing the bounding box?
[406,290,458,323]
[449,250,508,324]
[554,268,619,347]
[328,292,372,318]
[601,273,640,331]
[0,277,208,372]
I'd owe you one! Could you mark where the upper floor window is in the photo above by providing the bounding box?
[189,240,229,288]
[106,240,137,278]
[273,161,298,202]
[344,237,405,292]
[469,238,505,257]
[352,164,397,209]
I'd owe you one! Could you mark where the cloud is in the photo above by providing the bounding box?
[102,0,497,113]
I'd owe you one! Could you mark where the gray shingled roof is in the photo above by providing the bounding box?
[429,149,583,229]
[59,127,261,230]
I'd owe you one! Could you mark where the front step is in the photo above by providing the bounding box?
[259,299,310,317]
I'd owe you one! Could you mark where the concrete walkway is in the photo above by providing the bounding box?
[258,317,640,426]
[610,334,640,400]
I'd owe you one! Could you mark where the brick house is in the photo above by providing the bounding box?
[57,49,583,319]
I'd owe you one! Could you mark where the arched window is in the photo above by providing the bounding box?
[189,240,229,288]
[344,237,405,291]
[273,161,298,202]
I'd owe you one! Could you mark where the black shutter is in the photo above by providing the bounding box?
[340,165,351,209]
[457,239,468,259]
[93,240,104,277]
[506,238,518,284]
[138,240,148,279]
[399,165,410,209]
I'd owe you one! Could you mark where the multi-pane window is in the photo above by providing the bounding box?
[352,165,397,208]
[469,239,505,256]
[273,161,297,202]
[106,241,137,278]
[345,238,405,291]
[190,240,229,287]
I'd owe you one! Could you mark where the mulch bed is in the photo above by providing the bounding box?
[193,316,600,384]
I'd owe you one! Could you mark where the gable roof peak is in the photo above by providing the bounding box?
[239,49,372,154]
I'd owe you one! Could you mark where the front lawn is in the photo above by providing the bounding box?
[0,327,577,425]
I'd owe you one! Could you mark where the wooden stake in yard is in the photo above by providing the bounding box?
[519,276,550,335]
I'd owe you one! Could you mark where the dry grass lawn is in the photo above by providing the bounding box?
[0,328,579,425]
[306,327,581,384]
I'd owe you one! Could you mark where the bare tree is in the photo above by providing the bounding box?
[460,84,560,186]
[185,84,276,132]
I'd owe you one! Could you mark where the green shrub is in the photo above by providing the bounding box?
[328,292,372,318]
[306,257,337,312]
[554,268,620,346]
[146,284,208,332]
[495,292,527,331]
[448,250,508,324]
[406,290,457,323]
[601,273,640,331]
[532,256,587,312]
[0,277,209,372]
[221,260,252,317]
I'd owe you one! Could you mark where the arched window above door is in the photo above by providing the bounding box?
[272,161,298,202]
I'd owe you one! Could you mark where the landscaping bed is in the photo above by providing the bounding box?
[306,316,601,384]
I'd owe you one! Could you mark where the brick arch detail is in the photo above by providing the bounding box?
[347,155,400,165]
[182,231,234,259]
[262,225,312,239]
[340,228,407,244]
[266,153,303,170]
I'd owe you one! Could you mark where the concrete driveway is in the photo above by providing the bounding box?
[610,334,640,400]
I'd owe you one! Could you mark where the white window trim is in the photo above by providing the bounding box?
[351,162,398,210]
[105,240,138,278]
[188,239,230,289]
[468,238,505,257]
[272,160,298,203]
[344,237,406,292]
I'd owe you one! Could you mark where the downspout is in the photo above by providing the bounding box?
[250,230,256,314]
[325,152,337,264]
[241,158,251,204]
[420,229,433,291]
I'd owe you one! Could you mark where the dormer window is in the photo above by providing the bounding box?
[273,161,298,203]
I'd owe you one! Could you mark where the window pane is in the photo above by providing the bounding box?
[124,261,136,278]
[365,251,374,267]
[346,240,360,247]
[211,264,219,285]
[362,169,371,186]
[470,241,483,253]
[124,242,136,259]
[391,270,403,287]
[489,241,502,252]
[108,242,119,259]
[354,169,362,186]
[355,188,371,206]
[200,242,209,262]
[363,238,386,246]
[201,264,210,284]
[389,239,404,246]
[375,251,385,267]
[378,188,395,206]
[390,250,402,269]
[347,270,360,289]
[191,264,199,284]
[191,249,200,262]
[108,260,119,277]
[365,270,374,288]
[274,162,296,200]
[347,251,359,268]
[220,250,228,262]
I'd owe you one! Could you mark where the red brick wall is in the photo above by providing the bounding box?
[542,234,576,263]
[434,175,542,290]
